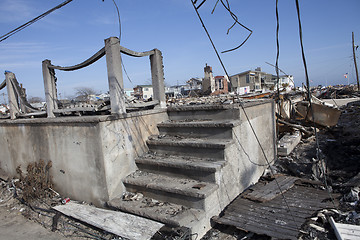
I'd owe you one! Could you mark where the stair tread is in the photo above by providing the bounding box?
[108,194,205,227]
[124,171,219,198]
[158,120,239,128]
[147,136,233,148]
[136,154,225,172]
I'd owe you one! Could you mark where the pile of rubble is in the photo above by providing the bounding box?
[312,84,360,99]
[166,94,239,106]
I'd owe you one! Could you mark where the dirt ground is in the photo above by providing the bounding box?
[0,204,63,240]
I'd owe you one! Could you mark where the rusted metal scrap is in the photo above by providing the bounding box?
[296,101,341,127]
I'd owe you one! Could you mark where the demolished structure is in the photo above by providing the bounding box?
[0,37,277,238]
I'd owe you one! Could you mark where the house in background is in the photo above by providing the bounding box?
[165,85,188,98]
[133,85,153,100]
[212,75,230,95]
[186,77,202,96]
[230,67,274,92]
[277,75,295,90]
[187,78,202,91]
[125,88,134,97]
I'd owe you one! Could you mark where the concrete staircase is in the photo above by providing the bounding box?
[108,104,267,238]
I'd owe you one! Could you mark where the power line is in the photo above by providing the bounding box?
[0,0,74,43]
[109,0,133,85]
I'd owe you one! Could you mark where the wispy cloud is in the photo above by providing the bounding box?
[308,43,350,53]
[92,16,115,26]
[0,0,35,23]
[0,60,40,69]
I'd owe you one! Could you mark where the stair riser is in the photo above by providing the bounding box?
[124,184,206,209]
[168,109,240,121]
[158,126,232,139]
[148,144,224,160]
[136,163,217,182]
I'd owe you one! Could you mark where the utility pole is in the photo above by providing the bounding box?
[352,32,360,91]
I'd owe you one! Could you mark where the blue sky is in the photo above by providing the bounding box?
[0,0,359,99]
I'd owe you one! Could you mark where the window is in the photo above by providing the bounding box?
[246,75,250,83]
[144,95,147,98]
[144,88,149,91]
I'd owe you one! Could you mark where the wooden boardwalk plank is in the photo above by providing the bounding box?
[243,176,298,202]
[53,202,164,240]
[214,176,337,240]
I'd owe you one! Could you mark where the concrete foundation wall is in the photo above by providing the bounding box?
[216,101,276,210]
[0,109,168,206]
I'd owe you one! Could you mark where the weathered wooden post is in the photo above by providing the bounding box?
[42,59,58,118]
[5,72,20,119]
[104,37,126,115]
[150,49,166,108]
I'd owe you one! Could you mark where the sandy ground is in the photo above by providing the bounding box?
[0,205,63,240]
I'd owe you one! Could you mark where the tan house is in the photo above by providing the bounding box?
[230,67,274,92]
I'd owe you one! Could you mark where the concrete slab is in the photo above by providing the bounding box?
[277,131,301,156]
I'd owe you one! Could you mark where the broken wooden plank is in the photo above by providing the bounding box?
[243,176,298,202]
[329,217,360,240]
[53,202,164,240]
[213,177,338,240]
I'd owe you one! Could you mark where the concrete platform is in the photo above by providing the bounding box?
[110,101,276,239]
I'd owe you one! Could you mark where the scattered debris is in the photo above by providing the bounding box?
[0,165,124,240]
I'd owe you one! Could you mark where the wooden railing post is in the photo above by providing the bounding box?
[5,72,20,119]
[150,49,166,108]
[105,37,126,115]
[42,59,58,118]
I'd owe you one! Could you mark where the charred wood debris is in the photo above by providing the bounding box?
[0,85,359,240]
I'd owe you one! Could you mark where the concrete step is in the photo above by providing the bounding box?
[167,104,240,121]
[123,171,219,209]
[157,120,238,139]
[108,194,205,228]
[136,153,225,182]
[147,136,233,160]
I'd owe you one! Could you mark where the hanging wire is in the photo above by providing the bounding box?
[275,0,281,97]
[193,0,253,54]
[109,0,133,84]
[218,0,253,53]
[0,0,74,43]
[190,0,298,227]
[191,0,230,78]
[294,0,336,207]
[111,0,122,43]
